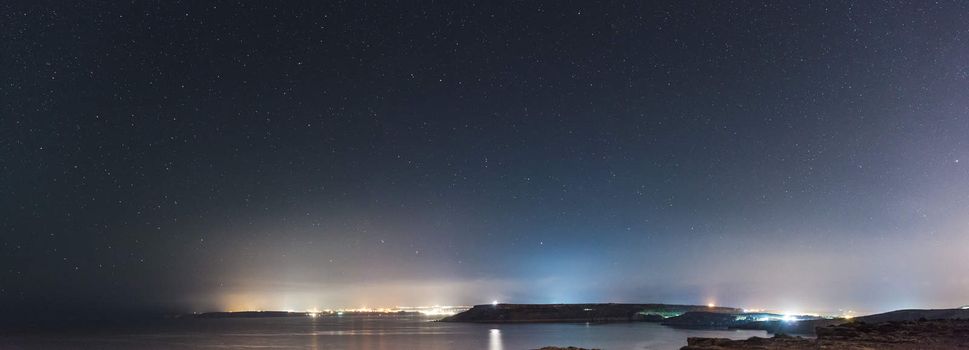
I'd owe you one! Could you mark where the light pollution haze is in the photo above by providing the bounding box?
[2,1,969,321]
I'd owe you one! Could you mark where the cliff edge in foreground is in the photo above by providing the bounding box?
[682,319,969,349]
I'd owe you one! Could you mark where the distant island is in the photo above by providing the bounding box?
[439,303,740,323]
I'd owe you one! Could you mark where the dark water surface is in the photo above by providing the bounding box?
[0,315,767,349]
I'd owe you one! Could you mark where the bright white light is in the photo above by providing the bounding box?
[418,308,457,316]
[781,314,797,322]
[707,303,715,308]
[489,328,503,350]
[492,300,499,306]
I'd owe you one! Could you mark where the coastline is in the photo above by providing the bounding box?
[439,303,739,323]
[682,319,969,349]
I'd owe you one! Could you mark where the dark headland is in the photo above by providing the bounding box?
[439,303,740,323]
[661,307,969,349]
[444,304,969,349]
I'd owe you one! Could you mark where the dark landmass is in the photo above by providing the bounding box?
[682,333,814,350]
[663,311,838,334]
[439,303,739,323]
[661,311,742,329]
[731,307,969,335]
[852,308,969,323]
[682,318,969,349]
[731,318,843,335]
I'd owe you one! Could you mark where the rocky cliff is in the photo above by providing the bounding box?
[682,319,969,349]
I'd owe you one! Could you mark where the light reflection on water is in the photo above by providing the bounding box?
[489,328,502,350]
[1,314,767,350]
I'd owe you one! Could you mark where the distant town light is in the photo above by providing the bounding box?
[418,307,458,316]
[707,303,715,308]
[492,300,499,306]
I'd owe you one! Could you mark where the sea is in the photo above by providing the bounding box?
[0,314,767,350]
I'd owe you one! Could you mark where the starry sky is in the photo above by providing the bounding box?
[3,1,969,321]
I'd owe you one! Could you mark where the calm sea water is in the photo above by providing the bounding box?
[0,314,767,350]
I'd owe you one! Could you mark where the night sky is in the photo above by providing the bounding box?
[3,1,969,321]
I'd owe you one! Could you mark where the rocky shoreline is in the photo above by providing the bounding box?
[682,319,969,349]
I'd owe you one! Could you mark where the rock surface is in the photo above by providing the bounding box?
[682,319,969,349]
[682,334,814,350]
